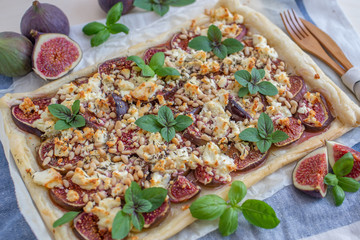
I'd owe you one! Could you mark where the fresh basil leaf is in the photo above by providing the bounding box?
[188,36,212,52]
[238,87,249,98]
[256,139,272,153]
[106,2,123,26]
[134,198,152,213]
[235,70,251,85]
[127,55,146,69]
[91,29,110,47]
[167,0,195,7]
[53,211,80,228]
[333,152,354,177]
[247,83,259,95]
[48,104,71,120]
[157,106,174,126]
[174,115,193,132]
[257,113,274,136]
[258,69,265,79]
[122,202,135,214]
[160,126,176,142]
[324,173,339,186]
[112,211,131,240]
[131,212,145,231]
[270,130,288,143]
[213,44,228,59]
[108,23,129,34]
[208,25,222,43]
[135,115,163,133]
[219,207,239,236]
[222,38,244,54]
[82,22,106,36]
[153,3,170,16]
[141,187,167,212]
[239,128,261,142]
[72,100,80,115]
[134,0,153,11]
[125,182,142,204]
[257,81,278,96]
[337,177,360,192]
[149,52,165,71]
[141,65,156,77]
[251,68,263,83]
[241,199,280,229]
[156,67,180,77]
[69,115,86,128]
[54,120,72,131]
[228,181,247,206]
[332,185,345,206]
[190,194,227,220]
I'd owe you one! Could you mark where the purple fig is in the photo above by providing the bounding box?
[98,56,133,77]
[289,76,307,102]
[194,165,227,187]
[273,117,305,147]
[235,24,247,41]
[227,145,268,171]
[98,0,134,14]
[111,93,129,120]
[171,32,197,51]
[143,46,168,64]
[168,176,201,203]
[183,125,208,146]
[73,212,113,240]
[143,199,170,228]
[293,147,328,198]
[226,98,252,121]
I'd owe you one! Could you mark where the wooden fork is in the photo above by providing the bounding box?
[280,9,346,76]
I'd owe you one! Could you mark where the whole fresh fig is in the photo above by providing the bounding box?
[98,0,134,14]
[21,1,70,42]
[0,32,33,77]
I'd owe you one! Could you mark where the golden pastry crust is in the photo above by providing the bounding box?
[1,0,359,239]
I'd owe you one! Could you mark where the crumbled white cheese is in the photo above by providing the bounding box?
[33,168,62,188]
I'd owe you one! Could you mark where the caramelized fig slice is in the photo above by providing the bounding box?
[143,46,168,64]
[170,32,196,51]
[293,147,328,198]
[227,145,268,171]
[226,99,252,121]
[98,56,133,77]
[168,176,201,203]
[11,98,51,136]
[111,93,129,120]
[235,24,247,41]
[194,165,227,187]
[289,76,307,102]
[183,125,208,146]
[273,117,305,147]
[296,92,334,132]
[143,199,170,228]
[73,212,113,240]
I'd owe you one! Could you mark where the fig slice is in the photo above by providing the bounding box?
[11,98,51,136]
[183,125,208,146]
[98,56,133,77]
[273,117,305,147]
[289,76,307,102]
[327,141,360,181]
[111,93,129,120]
[32,31,82,80]
[170,32,196,51]
[227,145,268,171]
[226,98,252,121]
[235,24,247,41]
[194,165,227,187]
[296,92,334,132]
[143,46,168,64]
[293,147,328,198]
[168,176,201,203]
[73,212,113,240]
[143,198,170,228]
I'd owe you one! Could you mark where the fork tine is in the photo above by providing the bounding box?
[282,10,302,40]
[291,9,311,37]
[280,11,301,40]
[286,9,306,39]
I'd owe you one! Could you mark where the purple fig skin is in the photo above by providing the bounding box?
[289,76,307,102]
[227,145,268,171]
[0,32,33,77]
[111,93,129,120]
[143,199,170,228]
[235,24,247,41]
[143,46,168,64]
[98,0,134,14]
[168,176,201,203]
[273,117,305,147]
[21,1,70,43]
[183,125,208,146]
[98,57,133,76]
[226,98,252,121]
[73,212,113,240]
[171,32,197,51]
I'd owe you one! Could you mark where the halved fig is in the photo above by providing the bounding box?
[11,98,51,136]
[293,147,328,198]
[289,76,307,102]
[170,32,195,51]
[98,56,133,77]
[226,98,252,121]
[183,125,208,146]
[117,127,145,154]
[273,117,305,147]
[327,141,360,181]
[168,176,201,203]
[143,46,168,64]
[73,212,113,240]
[143,199,170,228]
[235,24,247,41]
[296,92,334,132]
[227,145,268,171]
[111,93,129,120]
[194,165,227,187]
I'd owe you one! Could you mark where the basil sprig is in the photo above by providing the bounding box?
[83,2,129,47]
[127,52,180,78]
[239,112,288,153]
[235,68,278,97]
[324,152,360,206]
[48,100,86,130]
[112,182,167,239]
[53,211,80,228]
[188,25,244,59]
[134,0,195,16]
[135,106,193,142]
[190,181,280,236]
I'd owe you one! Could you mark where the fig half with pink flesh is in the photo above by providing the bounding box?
[143,199,170,228]
[73,212,113,240]
[327,141,360,181]
[171,32,196,51]
[11,98,51,136]
[98,56,133,76]
[183,125,208,146]
[143,46,168,64]
[289,76,307,102]
[168,176,201,203]
[227,145,268,171]
[194,165,227,187]
[293,147,328,198]
[273,117,305,147]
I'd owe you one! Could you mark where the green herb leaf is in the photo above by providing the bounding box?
[125,182,142,204]
[324,173,338,186]
[337,177,360,192]
[188,36,213,52]
[156,67,180,77]
[174,115,193,132]
[157,106,174,126]
[127,55,146,69]
[208,25,222,43]
[167,0,196,7]
[91,29,111,47]
[141,187,168,212]
[228,180,247,205]
[251,68,263,83]
[153,3,170,16]
[112,211,131,239]
[54,120,71,130]
[189,194,227,220]
[256,139,272,153]
[135,115,163,133]
[134,198,152,213]
[332,185,345,206]
[235,70,251,86]
[219,207,239,236]
[333,152,354,177]
[134,0,153,11]
[241,199,280,229]
[222,38,244,54]
[270,130,288,143]
[72,100,80,115]
[160,126,176,142]
[258,69,266,79]
[106,2,123,26]
[122,202,135,214]
[247,83,259,95]
[108,23,129,34]
[238,87,249,98]
[257,81,278,96]
[149,52,165,71]
[213,44,228,59]
[239,128,261,142]
[257,112,274,136]
[69,115,86,128]
[48,104,71,120]
[82,22,106,36]
[53,211,80,228]
[131,212,145,231]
